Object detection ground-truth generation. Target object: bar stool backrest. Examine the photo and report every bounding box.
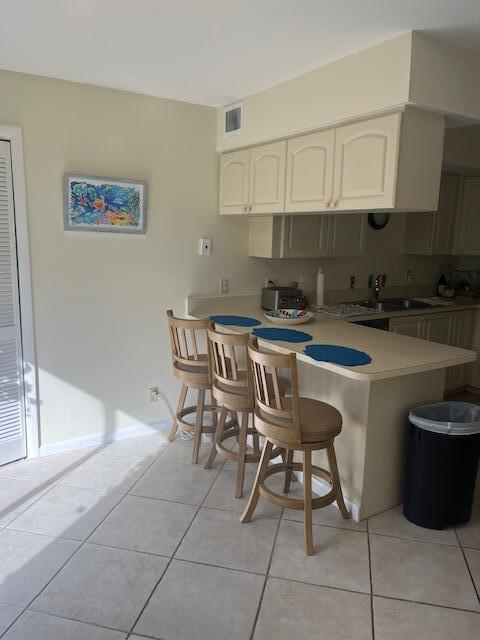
[167,310,212,369]
[207,328,252,405]
[247,338,302,444]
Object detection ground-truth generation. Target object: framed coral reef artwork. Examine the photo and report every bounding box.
[64,174,147,233]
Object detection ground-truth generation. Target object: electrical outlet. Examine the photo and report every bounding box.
[219,278,229,294]
[198,237,212,256]
[148,386,159,404]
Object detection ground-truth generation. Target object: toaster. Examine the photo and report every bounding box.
[261,286,304,311]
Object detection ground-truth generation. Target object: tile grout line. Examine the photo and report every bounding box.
[366,519,376,640]
[454,528,480,605]
[248,508,284,640]
[0,445,171,640]
[125,447,226,640]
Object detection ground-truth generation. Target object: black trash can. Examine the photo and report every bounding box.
[404,401,480,529]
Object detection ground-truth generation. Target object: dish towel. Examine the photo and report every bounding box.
[209,315,261,327]
[252,327,313,343]
[304,344,372,366]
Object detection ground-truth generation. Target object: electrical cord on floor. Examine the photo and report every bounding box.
[155,389,193,440]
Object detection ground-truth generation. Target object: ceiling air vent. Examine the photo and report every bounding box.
[224,101,243,136]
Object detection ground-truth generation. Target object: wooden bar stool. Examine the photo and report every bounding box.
[242,338,350,555]
[167,310,218,464]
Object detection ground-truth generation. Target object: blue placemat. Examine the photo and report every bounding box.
[253,327,313,343]
[209,315,261,327]
[304,344,372,366]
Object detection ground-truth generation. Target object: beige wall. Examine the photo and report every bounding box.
[217,33,412,150]
[444,124,480,169]
[409,33,480,121]
[0,62,452,449]
[0,69,265,447]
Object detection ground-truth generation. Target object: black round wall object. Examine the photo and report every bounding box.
[368,212,390,230]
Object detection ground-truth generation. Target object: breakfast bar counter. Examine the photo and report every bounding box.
[187,294,476,520]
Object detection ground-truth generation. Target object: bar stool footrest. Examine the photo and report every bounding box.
[259,461,336,510]
[177,405,234,435]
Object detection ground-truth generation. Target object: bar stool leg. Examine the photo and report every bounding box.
[283,449,294,494]
[235,411,249,499]
[252,431,260,455]
[204,405,227,469]
[241,439,273,523]
[327,443,350,519]
[303,449,314,555]
[168,384,188,442]
[191,388,205,464]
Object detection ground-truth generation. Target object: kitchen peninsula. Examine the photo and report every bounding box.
[187,294,476,520]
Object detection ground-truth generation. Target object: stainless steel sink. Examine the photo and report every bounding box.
[383,298,431,309]
[362,301,404,312]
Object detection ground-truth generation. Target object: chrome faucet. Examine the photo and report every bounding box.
[372,274,382,302]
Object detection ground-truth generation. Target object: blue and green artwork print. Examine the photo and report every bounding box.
[64,175,146,233]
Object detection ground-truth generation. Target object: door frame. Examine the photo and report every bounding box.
[0,125,39,458]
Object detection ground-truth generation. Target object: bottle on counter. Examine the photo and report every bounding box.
[437,272,447,296]
[316,267,325,306]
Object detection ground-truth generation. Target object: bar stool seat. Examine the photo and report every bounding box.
[258,397,342,443]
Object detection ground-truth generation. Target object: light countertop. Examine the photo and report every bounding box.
[187,295,477,382]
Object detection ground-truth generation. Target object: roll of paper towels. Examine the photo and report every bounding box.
[316,268,325,306]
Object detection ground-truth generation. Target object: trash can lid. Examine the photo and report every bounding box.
[409,402,480,435]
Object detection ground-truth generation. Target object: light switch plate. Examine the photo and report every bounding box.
[198,237,212,256]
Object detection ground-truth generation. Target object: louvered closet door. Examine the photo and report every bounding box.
[0,140,26,465]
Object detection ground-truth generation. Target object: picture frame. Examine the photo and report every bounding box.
[64,173,147,234]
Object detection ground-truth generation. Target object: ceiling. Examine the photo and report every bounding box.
[1,0,479,106]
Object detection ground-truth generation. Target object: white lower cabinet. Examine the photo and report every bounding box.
[446,310,473,391]
[389,310,474,392]
[248,213,366,258]
[389,316,424,339]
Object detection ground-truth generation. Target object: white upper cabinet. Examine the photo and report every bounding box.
[281,215,330,258]
[219,108,445,215]
[328,212,366,257]
[248,213,366,259]
[219,149,250,214]
[249,141,286,214]
[432,174,457,254]
[405,173,459,256]
[285,130,335,212]
[332,114,399,211]
[454,177,480,255]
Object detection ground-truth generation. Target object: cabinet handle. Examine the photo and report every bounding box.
[248,204,253,212]
[332,199,339,208]
[325,199,332,209]
[243,205,247,212]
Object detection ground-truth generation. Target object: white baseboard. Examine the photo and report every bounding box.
[295,471,361,522]
[38,419,171,457]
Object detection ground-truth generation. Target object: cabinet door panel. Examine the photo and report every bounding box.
[456,177,480,255]
[423,313,452,344]
[329,213,366,257]
[389,317,424,339]
[249,141,286,214]
[333,113,400,210]
[446,311,473,391]
[282,215,329,258]
[219,149,249,214]
[432,173,458,255]
[285,130,334,212]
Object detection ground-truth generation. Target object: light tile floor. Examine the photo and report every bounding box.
[0,433,478,639]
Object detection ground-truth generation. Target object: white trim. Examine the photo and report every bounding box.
[0,125,39,458]
[38,419,171,457]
